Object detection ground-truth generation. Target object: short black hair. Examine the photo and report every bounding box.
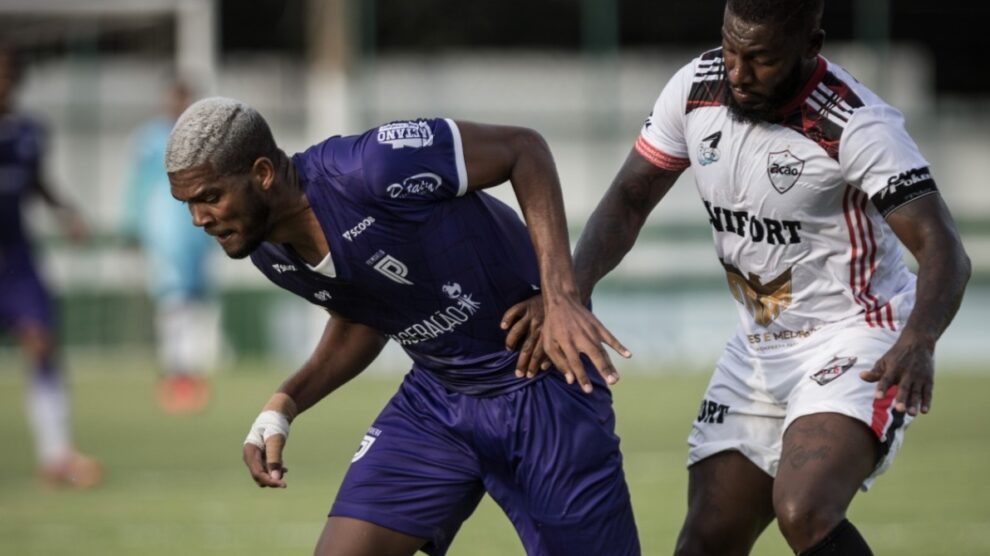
[725,0,824,35]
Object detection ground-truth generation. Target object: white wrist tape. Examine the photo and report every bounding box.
[244,410,290,448]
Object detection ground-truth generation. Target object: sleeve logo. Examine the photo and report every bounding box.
[386,172,443,199]
[376,121,434,149]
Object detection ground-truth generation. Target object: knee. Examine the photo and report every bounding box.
[774,493,844,551]
[674,517,756,556]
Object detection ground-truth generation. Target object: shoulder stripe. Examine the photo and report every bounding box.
[687,50,729,114]
[634,136,691,171]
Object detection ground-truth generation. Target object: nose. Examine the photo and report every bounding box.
[189,203,213,228]
[727,58,753,87]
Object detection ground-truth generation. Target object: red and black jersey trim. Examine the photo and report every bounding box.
[780,67,865,160]
[686,49,731,114]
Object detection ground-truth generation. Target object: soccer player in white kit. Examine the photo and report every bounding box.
[568,0,971,554]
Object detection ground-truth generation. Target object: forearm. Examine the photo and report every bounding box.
[264,317,387,420]
[900,240,971,347]
[573,188,651,303]
[508,131,580,302]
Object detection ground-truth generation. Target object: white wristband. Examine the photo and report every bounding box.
[244,410,291,448]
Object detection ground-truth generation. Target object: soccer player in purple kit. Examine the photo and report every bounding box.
[166,97,639,556]
[0,47,101,488]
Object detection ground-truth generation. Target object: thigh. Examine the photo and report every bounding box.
[330,371,485,556]
[774,412,877,520]
[315,516,426,556]
[784,326,912,489]
[675,451,775,556]
[0,264,53,334]
[481,373,640,556]
[688,341,787,478]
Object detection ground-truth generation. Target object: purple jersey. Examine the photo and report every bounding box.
[0,113,52,329]
[250,119,541,396]
[0,114,43,248]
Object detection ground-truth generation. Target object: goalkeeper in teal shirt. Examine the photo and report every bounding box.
[121,82,218,413]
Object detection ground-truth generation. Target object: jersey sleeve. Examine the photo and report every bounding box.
[360,118,468,204]
[839,105,938,217]
[634,62,693,171]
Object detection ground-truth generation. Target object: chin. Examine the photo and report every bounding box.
[223,239,261,259]
[726,99,779,125]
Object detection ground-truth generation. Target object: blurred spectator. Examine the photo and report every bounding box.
[121,81,220,414]
[0,47,101,488]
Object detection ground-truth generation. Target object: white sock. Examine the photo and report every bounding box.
[26,374,72,467]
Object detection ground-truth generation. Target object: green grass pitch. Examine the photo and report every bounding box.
[1,355,988,555]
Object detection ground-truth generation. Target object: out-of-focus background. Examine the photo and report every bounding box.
[1,1,987,555]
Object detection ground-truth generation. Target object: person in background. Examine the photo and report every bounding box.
[0,47,101,488]
[121,81,219,413]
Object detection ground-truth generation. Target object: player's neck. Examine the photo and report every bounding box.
[268,192,328,266]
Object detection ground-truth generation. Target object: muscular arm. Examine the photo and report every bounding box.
[266,313,388,421]
[456,121,629,391]
[573,149,683,301]
[244,313,387,488]
[860,194,971,414]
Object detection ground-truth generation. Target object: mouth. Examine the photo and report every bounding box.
[211,230,236,245]
[731,87,762,105]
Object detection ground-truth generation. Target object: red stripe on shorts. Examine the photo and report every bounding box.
[871,385,898,438]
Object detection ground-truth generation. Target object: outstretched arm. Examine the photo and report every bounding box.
[573,149,683,301]
[859,194,971,415]
[243,313,387,487]
[456,121,629,392]
[32,172,88,243]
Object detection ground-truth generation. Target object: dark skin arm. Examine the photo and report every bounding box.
[243,313,387,488]
[31,164,88,242]
[859,194,971,415]
[456,121,629,393]
[503,149,683,377]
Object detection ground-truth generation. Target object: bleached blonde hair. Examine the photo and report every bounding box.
[165,96,278,175]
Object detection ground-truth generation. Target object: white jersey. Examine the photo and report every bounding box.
[638,49,939,352]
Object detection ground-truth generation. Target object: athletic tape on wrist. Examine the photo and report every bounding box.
[244,410,290,448]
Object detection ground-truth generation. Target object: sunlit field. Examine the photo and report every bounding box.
[1,354,988,555]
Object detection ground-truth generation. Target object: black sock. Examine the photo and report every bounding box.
[798,519,873,556]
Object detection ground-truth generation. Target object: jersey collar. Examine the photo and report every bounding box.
[775,56,827,117]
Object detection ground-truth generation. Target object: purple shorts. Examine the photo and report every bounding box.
[329,367,640,556]
[0,248,53,331]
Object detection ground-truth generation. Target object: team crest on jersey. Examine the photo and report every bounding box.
[810,356,858,386]
[698,131,722,166]
[377,121,434,149]
[767,150,805,194]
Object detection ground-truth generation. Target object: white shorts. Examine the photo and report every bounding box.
[687,322,911,490]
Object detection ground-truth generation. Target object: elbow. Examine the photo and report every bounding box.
[960,250,973,287]
[510,126,552,159]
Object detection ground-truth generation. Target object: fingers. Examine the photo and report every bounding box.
[526,340,547,379]
[596,321,632,359]
[265,434,287,487]
[501,302,528,336]
[920,381,933,414]
[243,438,287,488]
[505,315,530,351]
[515,332,536,378]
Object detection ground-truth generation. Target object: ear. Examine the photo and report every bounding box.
[251,157,276,192]
[805,28,825,59]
